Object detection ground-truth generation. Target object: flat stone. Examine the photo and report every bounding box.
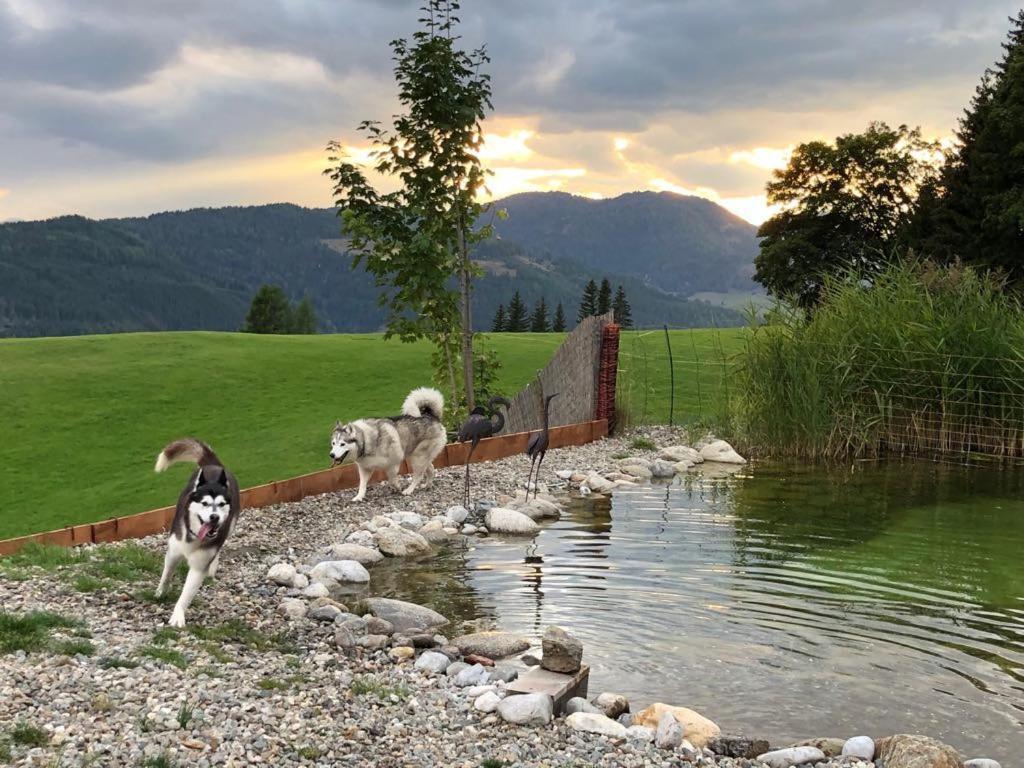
[875,734,963,768]
[315,543,384,566]
[541,625,583,673]
[484,507,539,534]
[566,712,627,738]
[790,737,845,757]
[658,445,703,463]
[309,560,370,584]
[506,664,589,716]
[362,598,448,633]
[464,685,496,698]
[452,631,531,659]
[700,439,746,464]
[496,693,553,725]
[708,735,772,759]
[619,464,652,479]
[632,703,720,749]
[755,747,826,768]
[842,736,875,760]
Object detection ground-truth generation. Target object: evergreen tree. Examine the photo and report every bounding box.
[529,297,550,332]
[244,284,293,334]
[612,285,632,327]
[578,279,598,322]
[290,297,317,334]
[491,303,507,332]
[597,278,612,315]
[552,302,567,332]
[506,290,528,332]
[915,11,1024,278]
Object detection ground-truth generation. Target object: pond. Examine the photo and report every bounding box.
[370,461,1024,762]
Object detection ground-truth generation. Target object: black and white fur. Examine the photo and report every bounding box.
[329,387,446,502]
[153,438,240,627]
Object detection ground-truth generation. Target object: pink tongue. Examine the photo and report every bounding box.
[197,522,212,540]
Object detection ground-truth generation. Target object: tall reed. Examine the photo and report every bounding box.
[735,260,1024,459]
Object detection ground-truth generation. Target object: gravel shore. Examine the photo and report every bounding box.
[0,430,953,766]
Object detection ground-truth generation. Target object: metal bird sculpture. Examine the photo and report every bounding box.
[457,395,512,507]
[525,392,558,500]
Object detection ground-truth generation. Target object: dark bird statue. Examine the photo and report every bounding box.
[525,392,558,499]
[457,395,512,507]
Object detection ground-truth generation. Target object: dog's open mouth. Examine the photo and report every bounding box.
[196,522,219,541]
[331,450,349,467]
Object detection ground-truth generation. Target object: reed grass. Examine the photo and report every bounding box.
[735,260,1024,460]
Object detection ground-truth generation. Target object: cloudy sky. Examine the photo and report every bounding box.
[0,0,1019,224]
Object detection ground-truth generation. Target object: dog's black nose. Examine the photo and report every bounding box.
[209,514,220,524]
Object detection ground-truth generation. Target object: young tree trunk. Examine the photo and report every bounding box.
[442,337,459,411]
[458,215,475,411]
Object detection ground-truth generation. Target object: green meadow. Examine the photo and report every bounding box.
[0,328,743,539]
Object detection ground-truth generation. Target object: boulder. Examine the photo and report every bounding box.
[842,736,875,761]
[484,508,539,534]
[649,459,677,478]
[566,712,627,738]
[267,562,298,587]
[375,527,431,557]
[699,439,746,464]
[632,703,720,748]
[790,737,845,757]
[309,560,370,585]
[496,693,553,725]
[585,473,616,493]
[316,543,383,566]
[655,712,683,750]
[362,597,448,633]
[414,651,451,674]
[592,692,629,719]
[565,697,603,715]
[452,631,531,659]
[658,445,703,464]
[541,626,583,673]
[755,747,827,768]
[874,735,963,768]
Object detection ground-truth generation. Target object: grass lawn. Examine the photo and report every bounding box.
[0,328,745,539]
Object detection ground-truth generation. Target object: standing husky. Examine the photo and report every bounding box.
[153,438,240,627]
[330,387,446,502]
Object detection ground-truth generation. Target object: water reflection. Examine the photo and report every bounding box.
[374,461,1024,763]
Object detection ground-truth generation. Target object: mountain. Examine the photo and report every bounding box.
[0,192,756,337]
[491,191,758,295]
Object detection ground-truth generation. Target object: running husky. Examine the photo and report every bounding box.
[329,387,446,502]
[153,438,240,627]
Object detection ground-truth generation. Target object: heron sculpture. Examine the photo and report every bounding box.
[525,392,558,499]
[457,395,512,507]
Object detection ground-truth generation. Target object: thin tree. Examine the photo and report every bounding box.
[597,278,612,315]
[506,291,528,332]
[552,302,567,332]
[244,285,293,334]
[326,0,493,409]
[578,279,598,322]
[612,285,632,327]
[529,297,550,332]
[491,303,507,332]
[290,297,318,334]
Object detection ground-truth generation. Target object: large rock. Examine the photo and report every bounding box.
[699,439,746,464]
[842,736,875,760]
[541,626,583,673]
[375,527,431,557]
[309,560,370,584]
[418,519,450,543]
[316,543,384,566]
[649,459,677,478]
[444,505,469,525]
[362,598,448,633]
[790,737,845,757]
[755,747,826,768]
[474,691,502,713]
[414,651,452,674]
[345,530,376,548]
[585,473,616,493]
[389,510,424,529]
[655,712,683,749]
[454,663,491,687]
[592,692,629,719]
[874,735,963,768]
[658,445,703,464]
[277,598,307,621]
[632,703,720,748]
[451,631,531,659]
[267,562,298,587]
[566,712,627,738]
[484,507,539,534]
[964,760,1001,768]
[619,464,652,480]
[496,693,553,725]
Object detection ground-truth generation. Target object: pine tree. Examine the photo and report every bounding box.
[244,285,293,334]
[597,278,612,315]
[578,280,598,322]
[529,297,550,332]
[916,11,1024,277]
[552,302,567,332]
[612,285,632,327]
[290,297,317,334]
[491,304,507,332]
[506,291,528,332]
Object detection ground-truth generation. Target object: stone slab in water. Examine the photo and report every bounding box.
[506,664,589,715]
[361,597,448,633]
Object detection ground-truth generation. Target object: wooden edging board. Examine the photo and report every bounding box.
[0,419,609,556]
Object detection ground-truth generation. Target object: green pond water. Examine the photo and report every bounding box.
[370,461,1024,762]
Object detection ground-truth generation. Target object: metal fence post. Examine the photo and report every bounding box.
[663,324,674,426]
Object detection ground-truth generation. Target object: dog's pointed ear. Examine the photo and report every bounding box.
[217,468,228,486]
[334,420,341,430]
[193,469,204,490]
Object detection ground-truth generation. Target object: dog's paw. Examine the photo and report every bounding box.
[352,494,366,502]
[401,486,415,496]
[168,610,186,628]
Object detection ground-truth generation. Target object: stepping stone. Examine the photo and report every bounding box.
[505,664,589,715]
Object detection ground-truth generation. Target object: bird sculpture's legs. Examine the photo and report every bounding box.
[533,450,547,500]
[463,444,476,510]
[526,454,538,498]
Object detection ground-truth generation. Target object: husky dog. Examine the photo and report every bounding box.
[330,387,446,502]
[153,438,240,627]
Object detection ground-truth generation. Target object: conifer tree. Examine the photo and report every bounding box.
[529,297,550,332]
[506,290,528,332]
[491,304,507,332]
[597,278,613,315]
[578,280,598,322]
[612,285,632,327]
[552,302,567,332]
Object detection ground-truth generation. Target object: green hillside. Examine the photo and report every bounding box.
[0,329,743,539]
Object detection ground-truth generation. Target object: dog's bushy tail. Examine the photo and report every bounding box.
[155,438,221,472]
[402,387,444,420]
